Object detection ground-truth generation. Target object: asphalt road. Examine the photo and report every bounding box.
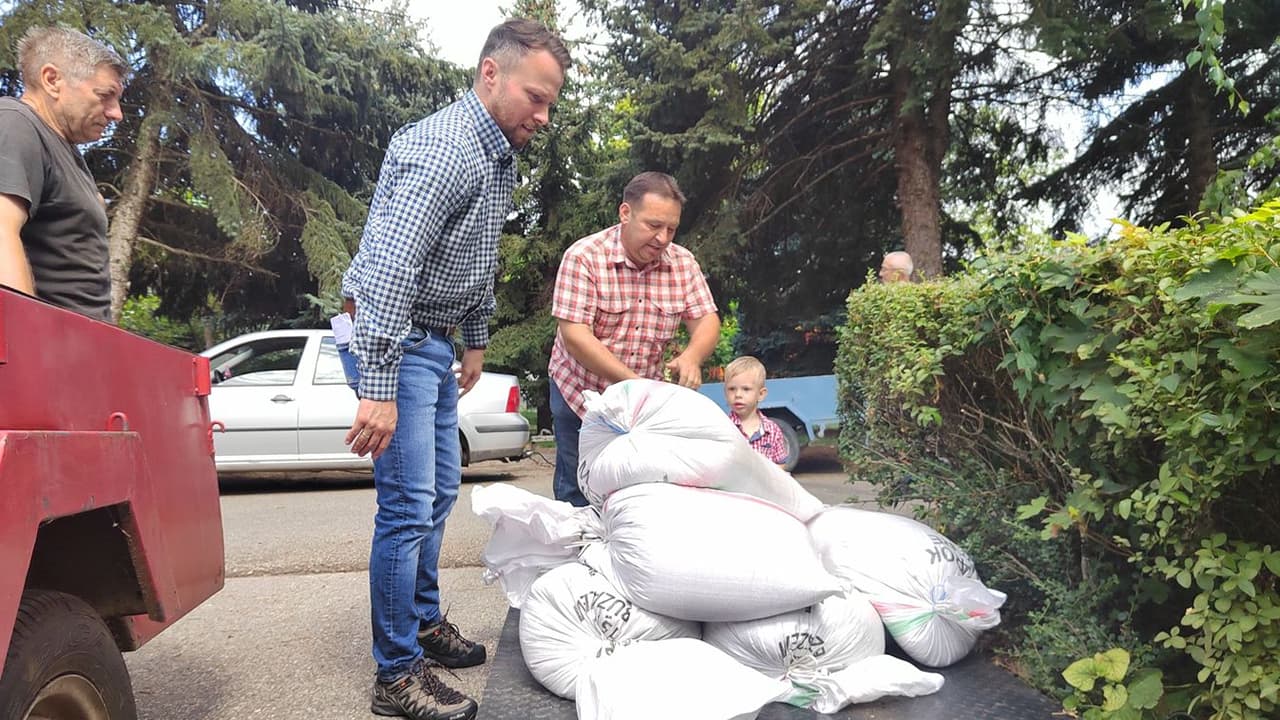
[124,446,881,719]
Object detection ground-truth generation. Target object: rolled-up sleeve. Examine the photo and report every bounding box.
[683,257,717,320]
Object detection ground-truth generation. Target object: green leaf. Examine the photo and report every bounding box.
[1264,553,1280,577]
[1216,342,1271,378]
[1063,658,1099,691]
[1172,260,1238,305]
[1102,683,1129,711]
[1186,49,1203,67]
[1017,496,1049,520]
[1237,302,1280,329]
[1096,649,1130,683]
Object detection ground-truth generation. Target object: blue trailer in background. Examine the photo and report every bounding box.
[698,374,840,471]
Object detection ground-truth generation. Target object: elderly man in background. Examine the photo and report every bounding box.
[879,251,914,284]
[0,26,127,321]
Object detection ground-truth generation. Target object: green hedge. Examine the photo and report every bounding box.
[837,201,1280,719]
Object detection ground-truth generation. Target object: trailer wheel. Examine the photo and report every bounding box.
[0,589,137,720]
[778,421,802,472]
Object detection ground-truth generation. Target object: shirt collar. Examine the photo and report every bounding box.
[604,224,673,270]
[728,412,761,439]
[462,90,516,165]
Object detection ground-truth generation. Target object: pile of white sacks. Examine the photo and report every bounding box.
[472,379,1007,720]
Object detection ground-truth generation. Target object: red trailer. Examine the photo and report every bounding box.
[0,288,225,718]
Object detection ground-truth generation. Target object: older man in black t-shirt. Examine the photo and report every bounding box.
[0,26,128,321]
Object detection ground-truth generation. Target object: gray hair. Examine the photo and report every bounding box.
[475,18,570,82]
[885,251,914,276]
[17,26,128,85]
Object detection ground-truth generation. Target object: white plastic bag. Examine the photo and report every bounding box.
[471,483,603,607]
[575,638,791,720]
[581,483,841,621]
[808,506,1007,667]
[519,562,701,699]
[704,591,886,709]
[577,379,824,521]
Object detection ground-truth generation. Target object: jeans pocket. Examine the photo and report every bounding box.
[402,329,431,352]
[337,343,360,392]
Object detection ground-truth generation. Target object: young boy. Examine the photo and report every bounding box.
[723,356,790,467]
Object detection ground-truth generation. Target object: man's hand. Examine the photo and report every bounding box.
[346,398,397,459]
[458,347,484,395]
[665,353,704,390]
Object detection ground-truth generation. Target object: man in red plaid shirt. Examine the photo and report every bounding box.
[547,172,721,506]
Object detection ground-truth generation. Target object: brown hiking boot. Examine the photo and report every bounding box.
[370,658,477,720]
[418,616,486,668]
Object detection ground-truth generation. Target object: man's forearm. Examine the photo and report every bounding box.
[680,313,722,363]
[0,231,34,294]
[559,321,640,382]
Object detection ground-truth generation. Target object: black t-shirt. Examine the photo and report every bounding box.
[0,97,111,321]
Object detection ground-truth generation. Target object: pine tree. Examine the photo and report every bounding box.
[1024,0,1280,230]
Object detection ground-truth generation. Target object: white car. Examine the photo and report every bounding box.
[201,329,530,473]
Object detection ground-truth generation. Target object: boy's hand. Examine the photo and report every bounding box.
[665,354,703,389]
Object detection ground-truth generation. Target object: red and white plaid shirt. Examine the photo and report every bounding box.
[730,411,789,464]
[549,224,717,416]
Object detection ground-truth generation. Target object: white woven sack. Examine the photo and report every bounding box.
[807,506,1007,667]
[519,562,700,699]
[575,638,790,720]
[580,483,841,622]
[577,379,824,521]
[704,591,886,709]
[471,483,603,607]
[815,656,945,711]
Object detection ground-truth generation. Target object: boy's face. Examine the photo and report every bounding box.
[724,372,767,418]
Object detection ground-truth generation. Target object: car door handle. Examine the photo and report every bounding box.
[270,394,295,403]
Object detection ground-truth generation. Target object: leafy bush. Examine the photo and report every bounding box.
[118,294,201,350]
[837,201,1280,719]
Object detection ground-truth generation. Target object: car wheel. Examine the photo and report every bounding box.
[0,589,138,720]
[778,422,802,472]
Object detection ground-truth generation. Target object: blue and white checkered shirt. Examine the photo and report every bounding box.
[342,90,516,401]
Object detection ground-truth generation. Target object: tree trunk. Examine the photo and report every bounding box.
[107,116,160,321]
[891,65,945,280]
[1184,75,1218,215]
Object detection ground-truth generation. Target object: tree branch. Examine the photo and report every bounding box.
[135,235,279,277]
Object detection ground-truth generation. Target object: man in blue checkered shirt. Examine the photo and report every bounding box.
[336,18,569,720]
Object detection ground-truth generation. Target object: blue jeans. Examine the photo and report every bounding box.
[339,331,460,681]
[549,380,588,507]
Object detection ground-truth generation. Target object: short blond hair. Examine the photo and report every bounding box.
[724,356,767,386]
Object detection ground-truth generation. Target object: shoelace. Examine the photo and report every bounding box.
[432,617,473,652]
[415,660,470,706]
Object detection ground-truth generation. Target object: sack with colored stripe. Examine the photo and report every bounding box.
[705,591,939,712]
[807,506,1006,667]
